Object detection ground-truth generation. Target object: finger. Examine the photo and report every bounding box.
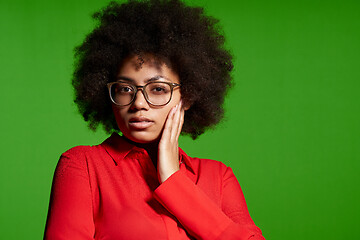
[176,107,185,138]
[174,101,183,137]
[161,105,177,142]
[171,102,182,141]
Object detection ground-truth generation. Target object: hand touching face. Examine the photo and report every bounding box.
[157,100,185,182]
[112,55,182,144]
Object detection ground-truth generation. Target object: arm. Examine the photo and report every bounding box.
[156,102,265,239]
[153,169,265,240]
[44,148,95,240]
[218,167,265,240]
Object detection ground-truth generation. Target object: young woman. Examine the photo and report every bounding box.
[44,0,265,239]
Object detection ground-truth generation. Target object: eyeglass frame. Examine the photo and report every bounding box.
[107,81,181,106]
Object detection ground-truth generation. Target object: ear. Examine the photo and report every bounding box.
[181,99,192,111]
[183,104,191,110]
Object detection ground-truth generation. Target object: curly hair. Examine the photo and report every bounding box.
[72,0,233,139]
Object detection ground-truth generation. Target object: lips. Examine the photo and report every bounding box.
[128,116,154,130]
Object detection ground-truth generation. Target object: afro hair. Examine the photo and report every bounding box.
[72,0,233,139]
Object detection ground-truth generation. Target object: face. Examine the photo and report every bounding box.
[112,55,181,143]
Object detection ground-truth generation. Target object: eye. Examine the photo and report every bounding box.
[148,83,170,95]
[120,86,132,92]
[154,86,165,92]
[114,83,134,94]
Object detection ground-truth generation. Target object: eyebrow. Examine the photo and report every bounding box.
[116,75,171,83]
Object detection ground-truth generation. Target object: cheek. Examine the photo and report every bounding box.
[157,108,171,125]
[165,95,181,113]
[156,104,177,127]
[112,107,127,126]
[168,92,181,108]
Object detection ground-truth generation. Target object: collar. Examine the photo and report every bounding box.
[101,132,195,174]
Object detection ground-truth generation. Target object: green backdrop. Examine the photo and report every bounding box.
[1,0,359,239]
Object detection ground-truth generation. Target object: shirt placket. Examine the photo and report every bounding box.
[135,149,159,191]
[136,150,188,239]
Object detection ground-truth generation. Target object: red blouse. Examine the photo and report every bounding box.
[44,133,265,240]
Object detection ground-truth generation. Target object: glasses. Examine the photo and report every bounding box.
[107,81,181,106]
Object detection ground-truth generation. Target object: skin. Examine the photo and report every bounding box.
[112,55,186,183]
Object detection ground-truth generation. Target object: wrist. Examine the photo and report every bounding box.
[159,167,179,183]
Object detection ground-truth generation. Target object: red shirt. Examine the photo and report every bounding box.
[44,133,265,240]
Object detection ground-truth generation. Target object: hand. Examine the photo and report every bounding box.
[157,101,185,183]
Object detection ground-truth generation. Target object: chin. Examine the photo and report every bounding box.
[125,131,160,144]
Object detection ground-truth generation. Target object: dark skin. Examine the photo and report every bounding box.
[112,56,186,183]
[121,101,184,180]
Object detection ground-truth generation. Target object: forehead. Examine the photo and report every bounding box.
[117,55,180,84]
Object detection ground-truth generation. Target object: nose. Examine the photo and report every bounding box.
[130,89,149,110]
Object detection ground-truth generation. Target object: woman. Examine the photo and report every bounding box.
[44,0,265,239]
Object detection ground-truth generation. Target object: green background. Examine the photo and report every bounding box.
[1,0,359,239]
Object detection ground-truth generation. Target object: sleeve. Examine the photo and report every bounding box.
[44,148,95,240]
[153,168,265,240]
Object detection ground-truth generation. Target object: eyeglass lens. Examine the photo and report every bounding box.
[110,82,172,106]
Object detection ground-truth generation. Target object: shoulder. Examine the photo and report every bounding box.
[59,144,105,165]
[54,145,105,175]
[180,148,229,172]
[192,157,227,168]
[61,145,94,158]
[183,155,239,203]
[187,155,231,178]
